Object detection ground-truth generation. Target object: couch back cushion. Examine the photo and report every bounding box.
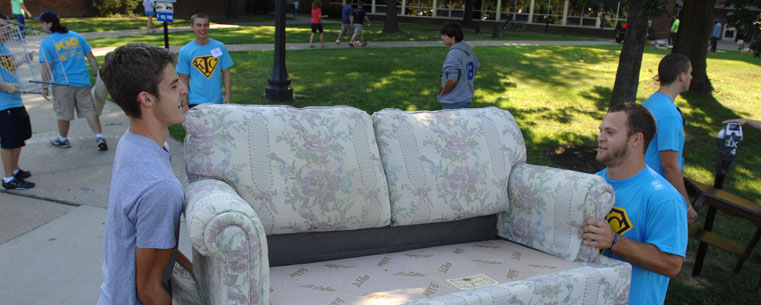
[372,107,527,226]
[184,104,391,235]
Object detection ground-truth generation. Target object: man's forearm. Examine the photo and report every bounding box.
[222,69,231,103]
[439,79,457,96]
[663,166,691,208]
[611,234,683,278]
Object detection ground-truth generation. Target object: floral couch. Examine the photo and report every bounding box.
[182,105,631,305]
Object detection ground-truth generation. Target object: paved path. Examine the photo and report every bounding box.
[0,17,748,304]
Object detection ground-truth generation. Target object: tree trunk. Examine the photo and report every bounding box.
[462,0,475,27]
[227,0,239,18]
[610,0,649,106]
[383,0,403,33]
[672,0,716,93]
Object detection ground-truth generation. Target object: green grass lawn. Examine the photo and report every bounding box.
[160,45,761,304]
[21,14,275,33]
[87,22,597,48]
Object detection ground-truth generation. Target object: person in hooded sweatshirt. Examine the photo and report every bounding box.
[438,22,479,109]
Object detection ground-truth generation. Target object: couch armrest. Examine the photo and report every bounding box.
[498,163,614,263]
[185,179,270,305]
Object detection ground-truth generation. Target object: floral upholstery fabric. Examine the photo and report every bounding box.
[497,163,615,263]
[403,255,631,305]
[184,104,391,235]
[372,107,526,226]
[270,239,583,305]
[185,179,270,305]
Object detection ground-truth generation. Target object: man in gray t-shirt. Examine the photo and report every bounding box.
[438,22,479,109]
[98,43,192,305]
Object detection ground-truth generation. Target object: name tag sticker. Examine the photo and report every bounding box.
[210,48,222,58]
[447,274,498,290]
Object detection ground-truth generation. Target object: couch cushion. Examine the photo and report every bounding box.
[372,107,526,226]
[269,239,581,305]
[184,104,391,235]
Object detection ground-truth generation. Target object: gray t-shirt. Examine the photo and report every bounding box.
[98,129,184,305]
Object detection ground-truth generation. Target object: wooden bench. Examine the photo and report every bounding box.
[685,178,761,295]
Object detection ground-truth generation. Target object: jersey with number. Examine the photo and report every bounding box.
[438,41,479,105]
[0,43,23,110]
[39,31,93,87]
[597,166,688,305]
[176,39,234,105]
[642,92,685,177]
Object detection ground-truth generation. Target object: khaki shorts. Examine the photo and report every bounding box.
[53,86,97,121]
[353,24,363,37]
[340,23,353,35]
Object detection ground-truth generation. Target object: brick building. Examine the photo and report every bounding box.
[0,0,247,18]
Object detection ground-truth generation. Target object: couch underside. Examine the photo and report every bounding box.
[269,239,582,305]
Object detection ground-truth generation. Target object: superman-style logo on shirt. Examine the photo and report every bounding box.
[192,55,219,79]
[0,55,16,75]
[606,207,632,235]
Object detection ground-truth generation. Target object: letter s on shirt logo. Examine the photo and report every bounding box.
[606,207,633,235]
[467,62,475,80]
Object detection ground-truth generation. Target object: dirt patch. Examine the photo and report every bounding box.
[546,145,604,174]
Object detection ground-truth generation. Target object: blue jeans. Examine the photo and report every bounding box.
[441,101,472,109]
[12,14,25,37]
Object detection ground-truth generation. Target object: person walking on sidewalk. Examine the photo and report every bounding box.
[10,0,32,36]
[293,0,300,17]
[335,0,353,45]
[38,10,108,151]
[0,13,34,190]
[669,17,679,46]
[349,2,371,47]
[143,0,155,34]
[710,19,722,52]
[438,22,479,109]
[176,12,234,108]
[98,42,198,305]
[309,0,328,48]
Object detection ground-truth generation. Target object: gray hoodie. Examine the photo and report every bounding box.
[438,41,479,105]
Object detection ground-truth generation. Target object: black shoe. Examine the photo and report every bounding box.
[13,168,31,180]
[1,178,35,190]
[97,137,108,151]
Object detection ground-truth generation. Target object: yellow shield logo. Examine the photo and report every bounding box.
[606,207,633,235]
[192,55,219,79]
[0,55,16,75]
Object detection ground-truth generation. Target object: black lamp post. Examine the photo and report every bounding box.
[266,0,294,102]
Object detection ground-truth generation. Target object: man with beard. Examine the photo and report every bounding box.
[581,102,688,305]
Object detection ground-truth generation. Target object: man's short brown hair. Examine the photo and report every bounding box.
[100,43,176,119]
[608,102,657,152]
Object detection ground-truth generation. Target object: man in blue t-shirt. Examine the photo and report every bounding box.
[99,43,196,305]
[582,102,688,305]
[177,12,234,108]
[38,10,108,151]
[438,23,479,109]
[335,0,354,45]
[0,14,34,190]
[642,53,697,224]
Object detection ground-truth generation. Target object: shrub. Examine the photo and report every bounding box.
[90,0,139,17]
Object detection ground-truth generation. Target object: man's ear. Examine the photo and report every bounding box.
[630,132,644,149]
[137,91,153,108]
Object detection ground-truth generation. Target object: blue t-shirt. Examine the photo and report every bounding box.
[642,92,685,177]
[176,39,234,105]
[0,43,23,111]
[98,130,184,305]
[598,166,688,305]
[342,4,353,24]
[712,23,722,38]
[39,31,93,87]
